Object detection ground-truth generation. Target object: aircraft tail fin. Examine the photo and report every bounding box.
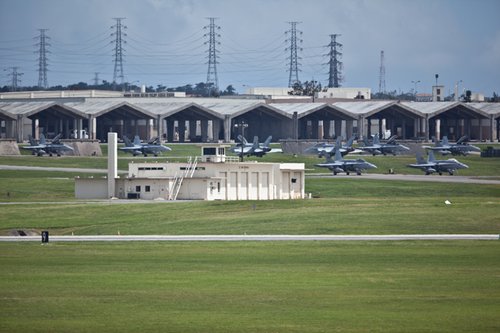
[237,135,248,145]
[416,152,426,164]
[252,136,259,149]
[372,134,380,145]
[456,135,468,144]
[441,136,449,146]
[28,135,37,146]
[39,134,46,145]
[428,150,436,163]
[346,135,355,147]
[133,135,141,145]
[51,133,62,144]
[386,135,397,144]
[263,136,272,147]
[122,136,133,147]
[334,145,343,161]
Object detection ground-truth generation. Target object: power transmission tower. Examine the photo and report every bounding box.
[378,50,386,94]
[5,67,24,91]
[35,29,50,89]
[204,17,220,96]
[285,21,303,87]
[326,34,343,88]
[111,18,127,90]
[93,72,100,86]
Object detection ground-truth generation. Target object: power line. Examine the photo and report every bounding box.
[285,21,302,87]
[35,29,50,89]
[111,17,127,89]
[326,34,343,88]
[204,17,220,94]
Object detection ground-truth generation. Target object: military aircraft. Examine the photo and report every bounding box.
[305,135,359,157]
[231,135,282,158]
[23,133,74,156]
[120,135,171,157]
[315,145,377,175]
[359,134,410,156]
[407,150,468,175]
[423,135,481,156]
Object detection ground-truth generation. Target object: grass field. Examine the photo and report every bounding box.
[1,146,499,332]
[0,241,499,333]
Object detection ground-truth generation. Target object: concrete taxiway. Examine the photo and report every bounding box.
[0,234,498,242]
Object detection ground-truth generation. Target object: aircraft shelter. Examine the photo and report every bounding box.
[1,95,499,143]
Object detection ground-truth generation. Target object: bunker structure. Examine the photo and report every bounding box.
[75,133,305,201]
[1,93,499,144]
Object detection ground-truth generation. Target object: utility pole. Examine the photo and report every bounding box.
[204,17,220,96]
[285,21,302,87]
[378,50,386,94]
[111,18,127,90]
[35,29,50,89]
[5,67,24,91]
[93,72,100,86]
[326,34,343,88]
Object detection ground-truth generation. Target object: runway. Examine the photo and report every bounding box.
[1,234,498,242]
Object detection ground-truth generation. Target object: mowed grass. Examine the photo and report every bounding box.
[0,241,499,333]
[0,177,498,235]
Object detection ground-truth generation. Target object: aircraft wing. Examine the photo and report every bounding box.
[268,148,283,153]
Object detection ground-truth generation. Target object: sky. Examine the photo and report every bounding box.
[0,0,499,96]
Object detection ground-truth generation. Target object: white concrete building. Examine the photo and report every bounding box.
[316,87,371,100]
[75,134,305,201]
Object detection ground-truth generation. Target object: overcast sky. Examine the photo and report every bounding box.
[1,0,499,95]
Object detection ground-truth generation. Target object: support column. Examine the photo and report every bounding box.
[167,119,174,142]
[213,119,221,141]
[323,120,331,139]
[189,120,197,141]
[34,118,40,140]
[435,118,441,140]
[16,115,24,143]
[178,120,186,142]
[156,116,162,141]
[292,112,298,140]
[311,121,319,140]
[346,120,353,139]
[201,120,208,142]
[357,116,365,140]
[224,115,231,142]
[89,116,96,140]
[334,120,342,139]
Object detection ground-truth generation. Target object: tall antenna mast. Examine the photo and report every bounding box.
[111,18,127,90]
[378,50,386,94]
[204,17,220,96]
[35,29,50,89]
[5,67,24,91]
[327,34,343,88]
[285,21,302,87]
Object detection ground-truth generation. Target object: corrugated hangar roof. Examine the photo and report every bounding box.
[332,101,395,115]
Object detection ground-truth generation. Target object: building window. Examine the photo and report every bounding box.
[217,182,221,193]
[145,185,151,192]
[135,185,141,192]
[436,88,441,94]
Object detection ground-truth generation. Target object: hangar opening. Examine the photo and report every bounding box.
[163,105,222,143]
[230,105,292,141]
[365,104,421,140]
[298,105,356,140]
[428,104,490,141]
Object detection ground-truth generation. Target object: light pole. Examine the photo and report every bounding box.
[411,80,420,101]
[234,120,248,139]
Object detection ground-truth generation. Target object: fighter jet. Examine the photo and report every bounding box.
[120,135,171,157]
[231,135,282,158]
[407,150,468,175]
[315,146,377,175]
[423,135,481,156]
[305,135,359,158]
[23,133,74,157]
[359,134,410,156]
